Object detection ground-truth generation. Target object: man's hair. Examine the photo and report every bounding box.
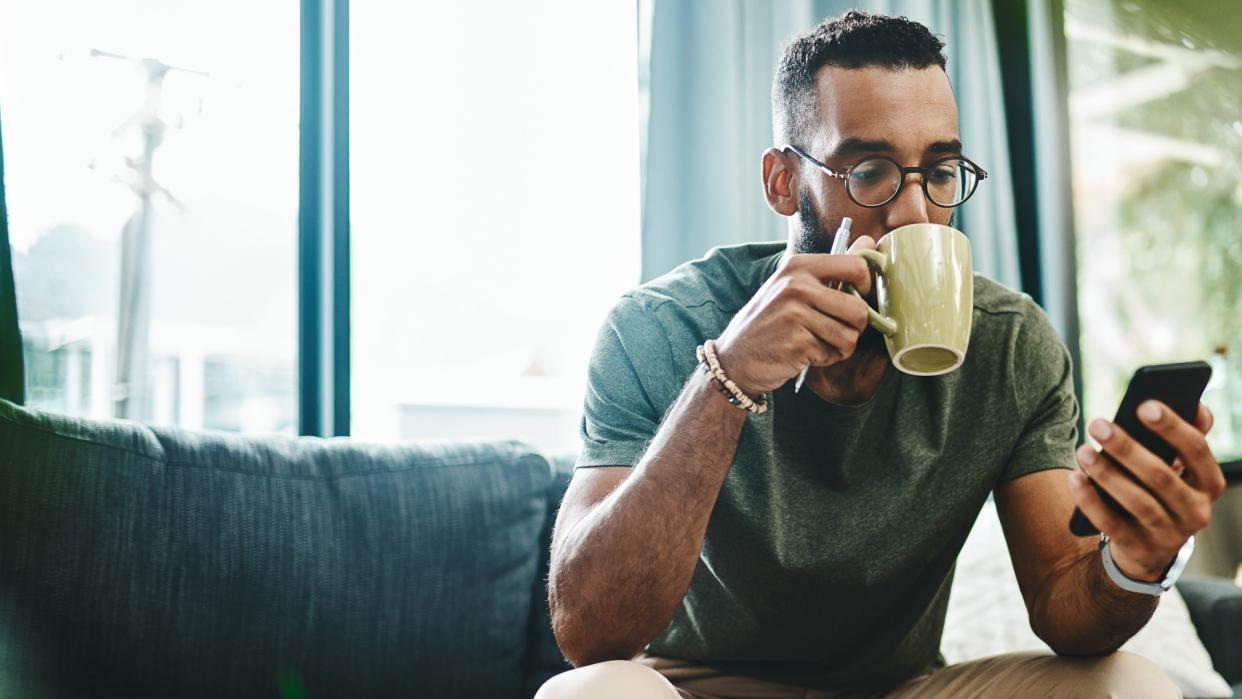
[772,11,947,147]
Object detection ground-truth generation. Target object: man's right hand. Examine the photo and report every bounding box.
[714,237,877,396]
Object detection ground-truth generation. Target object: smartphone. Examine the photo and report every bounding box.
[1068,361,1213,537]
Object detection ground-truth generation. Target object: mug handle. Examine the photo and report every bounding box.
[845,249,898,337]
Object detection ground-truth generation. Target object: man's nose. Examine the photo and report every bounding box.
[883,173,931,229]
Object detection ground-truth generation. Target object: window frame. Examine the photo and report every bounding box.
[993,0,1241,483]
[299,0,350,436]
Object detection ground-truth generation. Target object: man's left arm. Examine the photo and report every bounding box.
[997,402,1226,656]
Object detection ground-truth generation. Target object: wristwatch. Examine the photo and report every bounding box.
[1099,534,1195,596]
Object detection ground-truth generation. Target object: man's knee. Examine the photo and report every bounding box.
[1069,651,1180,698]
[534,659,683,699]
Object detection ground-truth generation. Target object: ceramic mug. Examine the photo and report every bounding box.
[849,223,973,376]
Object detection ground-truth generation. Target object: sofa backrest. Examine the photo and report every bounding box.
[0,399,563,698]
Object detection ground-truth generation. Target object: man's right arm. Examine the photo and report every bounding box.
[548,366,747,667]
[548,248,876,667]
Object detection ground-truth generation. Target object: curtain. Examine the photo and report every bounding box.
[0,105,25,404]
[641,0,1022,291]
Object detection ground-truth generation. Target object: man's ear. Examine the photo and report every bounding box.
[762,147,800,217]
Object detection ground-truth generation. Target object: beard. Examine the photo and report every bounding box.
[794,188,833,255]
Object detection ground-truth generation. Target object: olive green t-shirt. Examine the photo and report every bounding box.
[575,241,1079,691]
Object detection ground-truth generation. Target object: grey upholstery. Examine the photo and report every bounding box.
[1178,574,1242,692]
[0,399,556,698]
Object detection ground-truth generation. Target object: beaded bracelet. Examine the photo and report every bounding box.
[695,339,769,414]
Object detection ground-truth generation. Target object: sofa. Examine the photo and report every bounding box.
[0,399,577,698]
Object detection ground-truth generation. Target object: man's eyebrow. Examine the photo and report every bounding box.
[829,138,893,159]
[929,139,963,153]
[827,137,964,159]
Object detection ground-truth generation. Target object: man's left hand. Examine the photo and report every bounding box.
[1069,401,1226,581]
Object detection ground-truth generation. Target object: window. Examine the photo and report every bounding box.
[350,0,641,452]
[1065,0,1242,461]
[0,0,299,433]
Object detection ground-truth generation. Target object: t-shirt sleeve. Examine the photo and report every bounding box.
[576,296,678,470]
[998,298,1081,485]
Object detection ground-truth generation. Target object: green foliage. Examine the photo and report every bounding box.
[1069,0,1242,457]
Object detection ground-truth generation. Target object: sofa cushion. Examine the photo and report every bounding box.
[1178,574,1242,687]
[0,400,553,699]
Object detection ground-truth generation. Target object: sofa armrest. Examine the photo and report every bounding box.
[1177,574,1242,685]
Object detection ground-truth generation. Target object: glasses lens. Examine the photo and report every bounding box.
[926,158,978,207]
[846,158,901,206]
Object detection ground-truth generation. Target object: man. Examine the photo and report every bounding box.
[537,11,1225,698]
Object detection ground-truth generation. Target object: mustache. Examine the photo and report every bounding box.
[793,190,957,254]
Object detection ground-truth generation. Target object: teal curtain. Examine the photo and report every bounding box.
[641,0,1022,291]
[0,105,25,404]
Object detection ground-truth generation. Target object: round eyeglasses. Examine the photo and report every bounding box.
[784,144,988,209]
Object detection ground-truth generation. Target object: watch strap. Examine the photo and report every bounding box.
[1099,535,1195,596]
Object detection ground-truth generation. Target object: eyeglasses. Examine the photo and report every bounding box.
[784,144,988,209]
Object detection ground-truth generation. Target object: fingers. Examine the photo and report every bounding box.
[1075,441,1177,538]
[846,235,878,253]
[1082,415,1215,537]
[781,257,875,364]
[784,252,873,297]
[793,299,863,364]
[1137,401,1226,500]
[1194,402,1214,435]
[774,271,870,331]
[802,283,870,331]
[762,249,878,372]
[1067,470,1143,542]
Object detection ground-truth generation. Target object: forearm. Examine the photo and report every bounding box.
[1031,547,1158,656]
[549,368,747,666]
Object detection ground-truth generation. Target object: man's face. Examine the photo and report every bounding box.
[792,65,960,254]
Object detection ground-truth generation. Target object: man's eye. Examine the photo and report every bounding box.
[850,165,885,182]
[929,166,957,183]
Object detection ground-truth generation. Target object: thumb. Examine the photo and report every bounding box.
[848,235,878,253]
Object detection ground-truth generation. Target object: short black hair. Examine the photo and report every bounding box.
[772,10,948,146]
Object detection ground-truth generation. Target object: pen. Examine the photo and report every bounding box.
[794,217,852,394]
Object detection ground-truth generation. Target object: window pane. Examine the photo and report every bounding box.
[0,0,299,433]
[351,1,641,452]
[1066,0,1242,461]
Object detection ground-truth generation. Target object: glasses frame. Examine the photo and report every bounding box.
[783,143,989,209]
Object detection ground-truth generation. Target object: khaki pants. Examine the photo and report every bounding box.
[534,651,1182,699]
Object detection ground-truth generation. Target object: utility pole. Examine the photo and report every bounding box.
[91,50,205,420]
